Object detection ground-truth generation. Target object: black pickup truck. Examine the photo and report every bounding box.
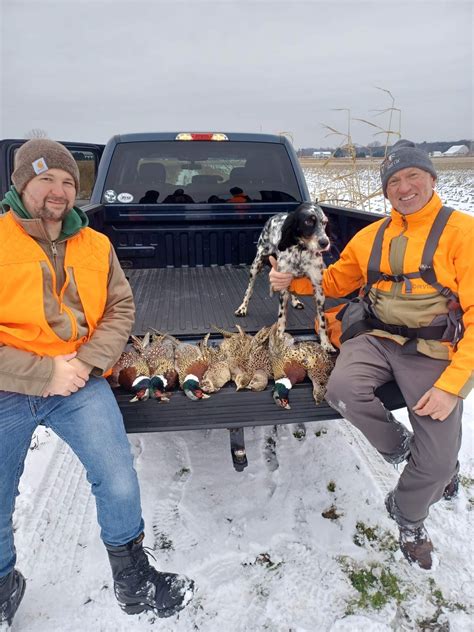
[0,133,404,470]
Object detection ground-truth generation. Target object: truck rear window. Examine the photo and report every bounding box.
[102,141,302,204]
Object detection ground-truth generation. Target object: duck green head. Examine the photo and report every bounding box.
[183,374,210,401]
[272,377,292,409]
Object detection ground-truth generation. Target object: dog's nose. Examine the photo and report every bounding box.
[318,236,330,249]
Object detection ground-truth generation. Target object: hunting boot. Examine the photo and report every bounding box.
[385,491,433,570]
[105,533,194,617]
[0,569,26,627]
[398,523,434,570]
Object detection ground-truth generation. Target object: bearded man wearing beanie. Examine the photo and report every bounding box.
[0,139,194,626]
[270,139,473,570]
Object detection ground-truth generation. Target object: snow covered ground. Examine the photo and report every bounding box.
[10,392,474,631]
[9,172,474,631]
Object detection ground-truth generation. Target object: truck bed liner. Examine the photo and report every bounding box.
[126,265,316,339]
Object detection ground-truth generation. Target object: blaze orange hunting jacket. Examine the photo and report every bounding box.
[0,210,110,355]
[290,193,474,398]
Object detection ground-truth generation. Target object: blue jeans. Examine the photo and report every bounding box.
[0,377,144,578]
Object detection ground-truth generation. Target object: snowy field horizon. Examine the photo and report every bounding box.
[10,170,474,632]
[302,157,474,216]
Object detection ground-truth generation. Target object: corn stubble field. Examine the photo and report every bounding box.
[301,156,474,215]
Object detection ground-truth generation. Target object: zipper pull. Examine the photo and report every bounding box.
[51,241,58,257]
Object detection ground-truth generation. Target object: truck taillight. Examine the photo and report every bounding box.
[175,133,228,141]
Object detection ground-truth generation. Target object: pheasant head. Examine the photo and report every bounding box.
[246,369,269,392]
[182,374,210,401]
[201,361,232,393]
[272,377,292,409]
[149,375,170,402]
[130,374,151,402]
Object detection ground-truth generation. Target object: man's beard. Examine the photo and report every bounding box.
[38,200,71,222]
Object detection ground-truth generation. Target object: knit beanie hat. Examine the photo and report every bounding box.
[380,139,436,197]
[12,139,80,194]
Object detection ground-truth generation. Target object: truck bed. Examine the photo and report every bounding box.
[127,265,316,338]
[116,266,406,435]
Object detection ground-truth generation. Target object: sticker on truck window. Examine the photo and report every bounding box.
[117,192,134,203]
[104,189,117,203]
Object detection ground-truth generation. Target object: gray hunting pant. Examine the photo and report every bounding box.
[325,334,462,527]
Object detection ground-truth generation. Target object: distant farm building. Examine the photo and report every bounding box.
[312,151,332,159]
[443,144,469,156]
[430,151,443,157]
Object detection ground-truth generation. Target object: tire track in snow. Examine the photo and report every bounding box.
[150,436,199,554]
[19,441,94,580]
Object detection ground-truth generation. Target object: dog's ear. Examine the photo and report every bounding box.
[278,213,298,251]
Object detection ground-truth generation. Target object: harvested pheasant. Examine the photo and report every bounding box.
[294,340,334,404]
[142,331,179,401]
[174,340,211,401]
[199,334,232,393]
[212,325,254,390]
[268,327,304,409]
[268,326,333,409]
[109,346,151,402]
[245,326,273,391]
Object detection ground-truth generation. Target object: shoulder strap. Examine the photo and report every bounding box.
[419,205,457,300]
[363,206,457,300]
[362,217,391,295]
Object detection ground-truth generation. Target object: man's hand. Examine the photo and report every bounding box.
[413,386,459,421]
[269,255,294,292]
[68,357,93,381]
[43,352,89,397]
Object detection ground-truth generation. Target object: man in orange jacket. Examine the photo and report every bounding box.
[0,140,193,626]
[270,140,473,570]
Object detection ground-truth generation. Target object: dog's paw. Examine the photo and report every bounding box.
[290,296,305,310]
[234,305,248,317]
[321,341,337,354]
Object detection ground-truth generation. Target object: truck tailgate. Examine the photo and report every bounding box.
[117,379,404,433]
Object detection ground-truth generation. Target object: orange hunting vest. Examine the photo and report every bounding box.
[0,211,110,357]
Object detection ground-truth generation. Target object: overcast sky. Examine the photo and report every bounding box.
[1,0,472,148]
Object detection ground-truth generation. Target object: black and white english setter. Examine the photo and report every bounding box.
[235,202,336,353]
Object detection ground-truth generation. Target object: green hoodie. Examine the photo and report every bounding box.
[1,186,89,241]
